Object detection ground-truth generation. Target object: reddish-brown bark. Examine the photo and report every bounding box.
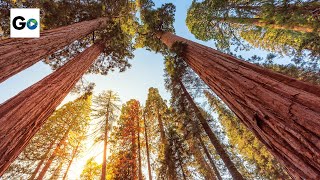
[0,17,107,83]
[0,43,104,176]
[157,31,320,179]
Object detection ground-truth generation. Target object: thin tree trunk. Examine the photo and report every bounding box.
[101,105,110,180]
[157,31,320,179]
[137,117,143,180]
[29,139,57,180]
[132,116,137,180]
[220,17,316,33]
[36,128,70,180]
[62,142,80,180]
[187,139,216,180]
[157,110,176,180]
[177,156,187,180]
[198,137,222,180]
[143,113,152,180]
[0,17,107,83]
[0,43,104,175]
[179,80,243,180]
[50,161,63,180]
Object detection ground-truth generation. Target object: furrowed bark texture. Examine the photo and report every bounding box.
[180,80,243,180]
[0,17,107,83]
[157,31,320,179]
[0,43,104,175]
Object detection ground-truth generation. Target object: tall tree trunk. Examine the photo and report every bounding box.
[198,137,222,180]
[62,142,80,180]
[0,17,107,83]
[143,113,152,180]
[29,139,57,180]
[36,128,70,180]
[179,80,243,180]
[137,117,143,180]
[101,106,110,180]
[157,31,320,179]
[219,17,316,33]
[0,43,104,175]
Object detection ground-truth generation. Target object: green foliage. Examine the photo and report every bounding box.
[136,2,175,52]
[186,0,320,59]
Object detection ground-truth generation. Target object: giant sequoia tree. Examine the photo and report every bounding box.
[138,1,320,179]
[0,0,138,174]
[0,43,104,175]
[2,93,92,179]
[156,30,320,179]
[0,17,108,83]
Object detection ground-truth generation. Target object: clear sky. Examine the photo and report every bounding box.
[0,0,292,179]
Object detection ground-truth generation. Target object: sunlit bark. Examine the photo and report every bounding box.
[157,31,320,179]
[0,17,107,83]
[0,43,104,175]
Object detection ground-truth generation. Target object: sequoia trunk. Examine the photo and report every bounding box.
[0,17,107,83]
[157,31,320,179]
[0,43,104,175]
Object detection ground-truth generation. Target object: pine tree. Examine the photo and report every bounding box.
[92,90,120,180]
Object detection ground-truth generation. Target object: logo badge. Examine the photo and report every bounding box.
[10,8,40,38]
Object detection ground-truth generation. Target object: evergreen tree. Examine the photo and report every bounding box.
[92,90,120,180]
